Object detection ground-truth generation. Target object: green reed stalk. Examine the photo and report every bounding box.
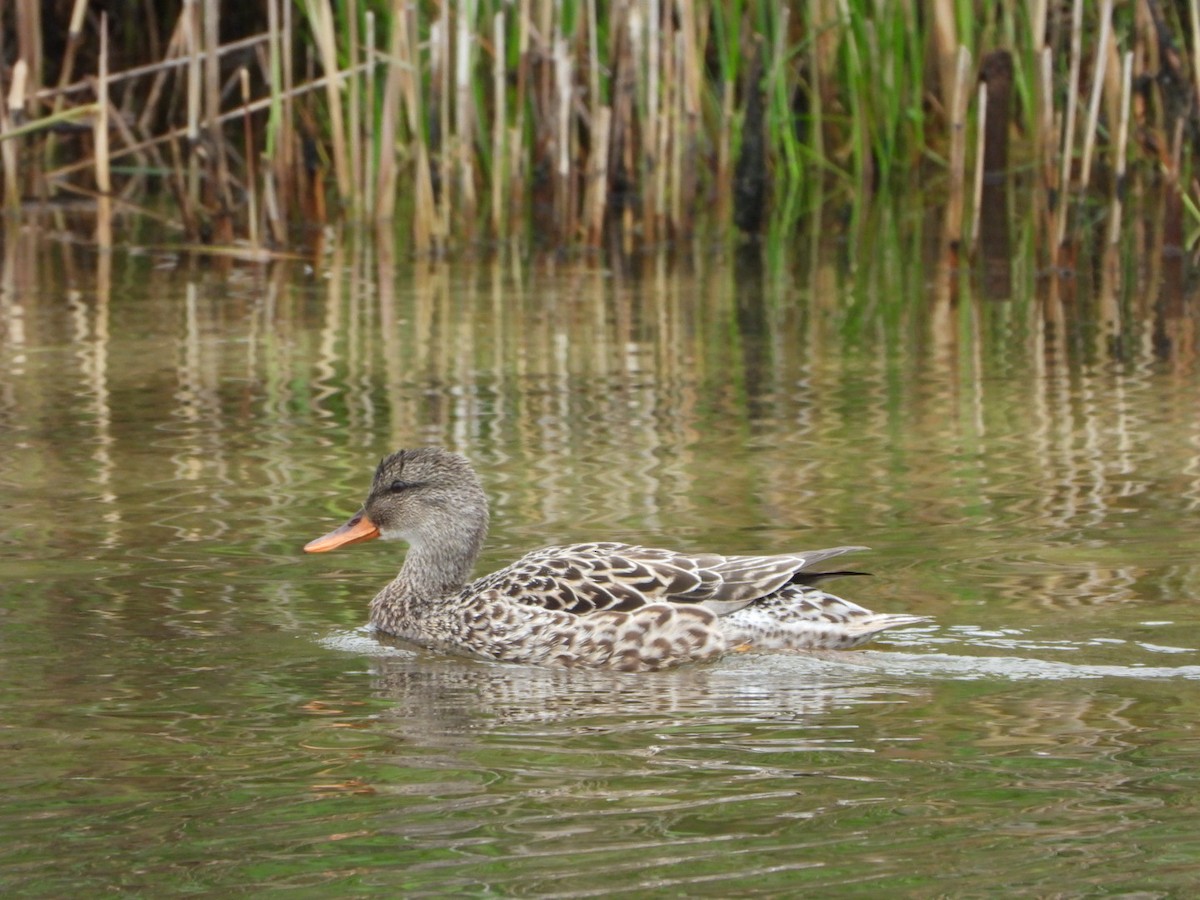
[265,0,287,236]
[902,1,926,156]
[835,5,870,197]
[765,6,800,184]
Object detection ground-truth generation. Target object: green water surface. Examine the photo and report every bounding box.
[2,227,1200,896]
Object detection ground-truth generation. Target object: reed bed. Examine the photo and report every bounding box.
[1,1,1200,261]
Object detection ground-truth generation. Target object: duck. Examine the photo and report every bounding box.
[304,448,930,672]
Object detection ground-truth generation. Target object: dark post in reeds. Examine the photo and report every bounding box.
[976,50,1013,300]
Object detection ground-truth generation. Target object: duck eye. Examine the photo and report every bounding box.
[389,479,413,493]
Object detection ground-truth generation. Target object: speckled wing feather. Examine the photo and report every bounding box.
[469,542,869,618]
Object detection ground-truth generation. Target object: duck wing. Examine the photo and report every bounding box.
[470,542,869,617]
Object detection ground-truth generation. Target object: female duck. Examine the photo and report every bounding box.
[305,448,928,672]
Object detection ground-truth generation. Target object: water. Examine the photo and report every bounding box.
[3,228,1200,895]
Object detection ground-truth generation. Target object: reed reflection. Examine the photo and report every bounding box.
[0,226,1197,624]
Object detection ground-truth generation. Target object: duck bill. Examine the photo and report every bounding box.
[304,511,381,553]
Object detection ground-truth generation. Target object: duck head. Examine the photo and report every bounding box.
[304,448,489,557]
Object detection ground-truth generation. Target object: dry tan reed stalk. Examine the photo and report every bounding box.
[586,0,600,115]
[679,1,700,231]
[281,0,297,218]
[609,5,635,240]
[1031,0,1047,46]
[105,91,153,201]
[35,28,272,111]
[185,0,201,220]
[945,46,971,245]
[586,0,603,234]
[95,23,111,198]
[1039,47,1054,186]
[6,60,29,120]
[716,81,734,224]
[554,36,574,237]
[1,69,22,209]
[266,0,288,241]
[262,165,281,240]
[1055,0,1084,249]
[96,15,112,250]
[240,68,259,246]
[374,4,401,222]
[43,0,89,179]
[136,14,186,135]
[1080,0,1114,191]
[930,0,958,116]
[364,11,376,217]
[645,0,661,242]
[491,11,507,237]
[347,0,363,215]
[970,81,987,249]
[1102,14,1122,137]
[1190,0,1200,116]
[1108,51,1133,245]
[663,3,680,234]
[15,0,42,116]
[43,29,268,104]
[655,6,675,237]
[203,0,234,231]
[56,0,88,92]
[396,2,438,250]
[47,64,370,184]
[164,114,195,235]
[435,4,451,237]
[585,106,611,244]
[510,0,531,216]
[308,0,351,206]
[670,32,684,231]
[455,0,477,230]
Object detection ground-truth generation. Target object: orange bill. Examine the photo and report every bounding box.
[304,511,381,553]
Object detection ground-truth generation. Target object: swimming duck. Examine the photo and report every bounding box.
[305,448,929,672]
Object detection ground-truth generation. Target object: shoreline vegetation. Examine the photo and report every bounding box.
[1,1,1198,262]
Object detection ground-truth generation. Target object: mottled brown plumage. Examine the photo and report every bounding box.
[305,448,930,671]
